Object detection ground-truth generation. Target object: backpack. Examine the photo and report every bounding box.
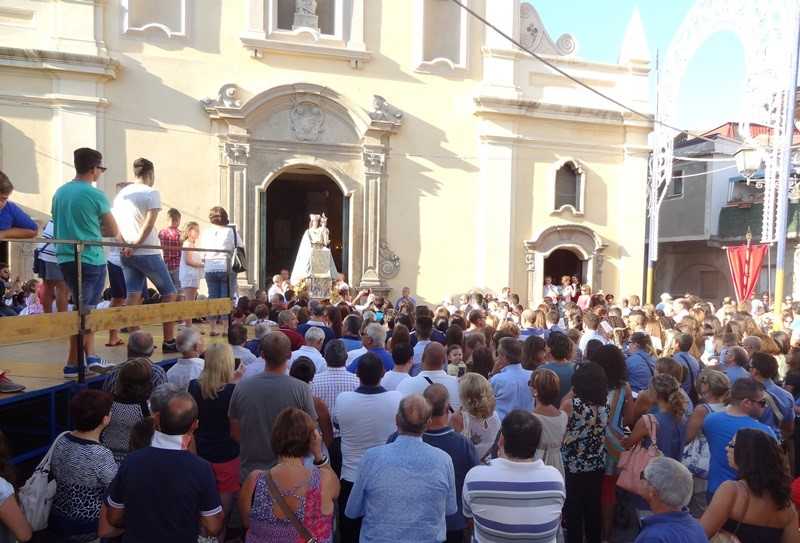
[18,432,69,531]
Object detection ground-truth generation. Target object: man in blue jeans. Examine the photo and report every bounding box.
[52,148,119,378]
[113,158,178,353]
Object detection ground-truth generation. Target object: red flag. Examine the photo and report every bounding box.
[726,244,768,303]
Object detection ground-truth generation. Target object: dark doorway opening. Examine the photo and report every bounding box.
[544,248,583,284]
[261,170,347,286]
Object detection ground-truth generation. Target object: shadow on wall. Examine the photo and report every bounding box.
[0,117,41,196]
[391,110,478,303]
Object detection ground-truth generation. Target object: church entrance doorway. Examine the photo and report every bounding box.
[544,248,583,284]
[261,167,347,286]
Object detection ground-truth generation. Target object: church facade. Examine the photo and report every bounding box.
[0,0,652,305]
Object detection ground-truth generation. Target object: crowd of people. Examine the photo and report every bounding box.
[2,151,800,542]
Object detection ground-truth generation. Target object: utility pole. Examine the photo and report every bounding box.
[772,10,800,330]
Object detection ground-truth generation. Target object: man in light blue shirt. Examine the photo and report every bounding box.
[345,394,457,542]
[490,338,532,420]
[673,334,701,398]
[750,352,795,439]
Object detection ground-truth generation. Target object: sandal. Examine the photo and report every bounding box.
[105,340,125,347]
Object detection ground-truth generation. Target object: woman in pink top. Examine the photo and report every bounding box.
[577,285,593,311]
[239,408,339,543]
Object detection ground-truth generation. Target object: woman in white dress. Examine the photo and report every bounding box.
[179,222,203,327]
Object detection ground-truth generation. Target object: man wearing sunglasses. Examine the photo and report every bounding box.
[702,377,777,500]
[52,147,119,378]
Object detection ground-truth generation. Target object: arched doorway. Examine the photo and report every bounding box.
[261,166,348,285]
[544,248,583,284]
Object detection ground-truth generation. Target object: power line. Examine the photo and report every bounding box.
[449,0,746,148]
[672,165,737,179]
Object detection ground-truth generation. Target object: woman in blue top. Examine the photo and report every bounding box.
[625,332,657,394]
[625,374,688,461]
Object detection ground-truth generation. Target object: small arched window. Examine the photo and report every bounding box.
[554,161,583,212]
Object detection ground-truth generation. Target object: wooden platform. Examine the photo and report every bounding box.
[0,324,232,402]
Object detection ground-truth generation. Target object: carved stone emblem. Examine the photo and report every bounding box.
[225,143,249,165]
[363,151,386,175]
[379,240,400,279]
[524,252,535,272]
[290,101,325,142]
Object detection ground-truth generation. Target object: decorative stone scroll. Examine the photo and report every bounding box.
[201,84,243,111]
[519,3,576,56]
[379,240,401,279]
[369,96,404,124]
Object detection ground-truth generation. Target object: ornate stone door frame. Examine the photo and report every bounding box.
[202,83,403,291]
[523,224,606,306]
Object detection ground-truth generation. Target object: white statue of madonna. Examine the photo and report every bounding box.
[290,213,337,298]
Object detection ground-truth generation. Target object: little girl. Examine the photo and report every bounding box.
[446,344,467,378]
[179,222,203,326]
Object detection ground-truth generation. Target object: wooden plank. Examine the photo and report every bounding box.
[0,312,80,346]
[85,299,233,333]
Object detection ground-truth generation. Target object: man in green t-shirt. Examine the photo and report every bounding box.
[51,148,119,378]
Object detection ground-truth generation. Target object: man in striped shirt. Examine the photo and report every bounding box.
[463,410,565,542]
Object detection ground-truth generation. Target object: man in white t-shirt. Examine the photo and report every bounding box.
[381,344,414,391]
[396,342,461,410]
[113,158,178,352]
[334,353,402,542]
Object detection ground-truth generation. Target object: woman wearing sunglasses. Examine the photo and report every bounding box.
[700,428,799,543]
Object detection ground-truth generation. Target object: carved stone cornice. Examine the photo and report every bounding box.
[0,46,119,79]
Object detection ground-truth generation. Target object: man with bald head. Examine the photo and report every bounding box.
[105,392,224,541]
[228,332,317,480]
[346,394,457,542]
[396,342,461,409]
[100,330,166,390]
[389,384,478,541]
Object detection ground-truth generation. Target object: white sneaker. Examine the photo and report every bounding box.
[87,357,116,374]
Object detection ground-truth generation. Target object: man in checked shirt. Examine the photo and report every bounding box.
[311,339,359,477]
[158,208,183,300]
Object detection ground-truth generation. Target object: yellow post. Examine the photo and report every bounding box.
[646,262,655,305]
[773,268,785,331]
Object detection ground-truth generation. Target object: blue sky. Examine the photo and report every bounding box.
[529,1,746,131]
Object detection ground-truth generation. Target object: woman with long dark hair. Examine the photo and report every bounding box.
[593,344,634,542]
[701,428,799,542]
[560,361,609,543]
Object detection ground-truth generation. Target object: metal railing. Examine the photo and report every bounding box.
[2,237,236,383]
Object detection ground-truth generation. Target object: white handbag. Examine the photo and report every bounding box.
[18,432,69,531]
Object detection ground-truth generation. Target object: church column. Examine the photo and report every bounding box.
[359,147,387,290]
[524,249,536,308]
[224,142,252,286]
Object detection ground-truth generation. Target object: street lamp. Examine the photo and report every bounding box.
[734,146,764,180]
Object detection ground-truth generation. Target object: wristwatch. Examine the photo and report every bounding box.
[313,455,329,466]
